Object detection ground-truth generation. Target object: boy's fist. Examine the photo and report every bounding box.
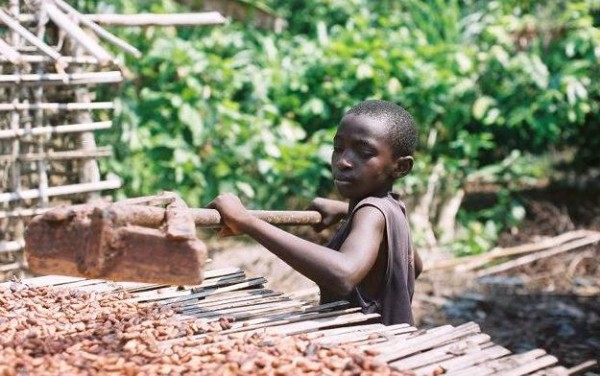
[207,193,251,237]
[307,197,349,232]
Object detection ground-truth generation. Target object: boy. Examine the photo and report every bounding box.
[209,100,421,325]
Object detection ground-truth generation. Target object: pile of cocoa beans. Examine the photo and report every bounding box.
[0,283,412,375]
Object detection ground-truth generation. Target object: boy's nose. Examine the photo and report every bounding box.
[335,156,353,170]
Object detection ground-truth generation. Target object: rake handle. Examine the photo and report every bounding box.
[191,209,322,227]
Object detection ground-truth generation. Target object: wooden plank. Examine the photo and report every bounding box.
[448,349,548,376]
[414,344,510,376]
[175,289,278,309]
[477,233,600,277]
[132,277,267,303]
[374,322,482,363]
[390,333,491,370]
[181,293,289,312]
[265,312,380,336]
[314,323,411,345]
[181,293,286,314]
[498,354,559,376]
[0,274,85,288]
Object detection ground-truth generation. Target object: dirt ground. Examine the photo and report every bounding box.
[206,184,600,371]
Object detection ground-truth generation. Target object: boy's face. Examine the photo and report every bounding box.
[332,114,400,200]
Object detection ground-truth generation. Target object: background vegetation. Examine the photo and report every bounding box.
[80,0,600,254]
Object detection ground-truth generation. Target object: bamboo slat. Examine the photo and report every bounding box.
[43,3,113,65]
[54,0,142,58]
[0,146,112,162]
[0,271,567,375]
[0,102,113,111]
[0,239,25,253]
[0,179,122,203]
[0,37,22,63]
[0,9,64,63]
[84,12,227,26]
[0,71,122,86]
[0,121,112,139]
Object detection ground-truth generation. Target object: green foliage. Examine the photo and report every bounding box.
[94,0,599,253]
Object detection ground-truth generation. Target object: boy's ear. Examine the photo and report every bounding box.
[393,156,414,179]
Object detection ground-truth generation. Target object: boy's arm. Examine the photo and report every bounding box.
[210,194,383,296]
[414,250,423,279]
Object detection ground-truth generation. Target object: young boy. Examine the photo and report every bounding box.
[209,100,421,325]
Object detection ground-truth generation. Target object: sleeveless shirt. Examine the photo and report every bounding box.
[320,193,415,325]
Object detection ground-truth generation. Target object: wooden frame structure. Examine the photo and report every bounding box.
[0,0,131,278]
[0,1,227,280]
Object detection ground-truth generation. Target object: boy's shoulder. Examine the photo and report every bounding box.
[352,193,407,217]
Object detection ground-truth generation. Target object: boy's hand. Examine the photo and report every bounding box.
[207,193,252,237]
[307,197,349,232]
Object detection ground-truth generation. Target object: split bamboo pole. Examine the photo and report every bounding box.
[43,3,113,66]
[0,146,113,162]
[0,179,122,203]
[0,71,123,86]
[83,12,227,26]
[0,38,22,64]
[0,8,64,64]
[54,0,142,58]
[0,102,113,111]
[0,121,112,139]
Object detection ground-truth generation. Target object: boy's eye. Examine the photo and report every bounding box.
[358,148,375,158]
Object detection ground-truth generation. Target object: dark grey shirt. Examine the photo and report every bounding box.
[320,193,415,325]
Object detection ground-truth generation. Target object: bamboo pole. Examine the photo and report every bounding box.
[0,71,123,86]
[0,55,98,64]
[4,12,227,26]
[54,0,142,58]
[0,38,22,64]
[0,240,24,254]
[477,233,600,277]
[0,146,112,162]
[83,12,227,26]
[34,12,50,208]
[43,3,113,66]
[0,121,112,139]
[0,179,122,203]
[0,102,113,111]
[0,207,51,220]
[0,8,65,64]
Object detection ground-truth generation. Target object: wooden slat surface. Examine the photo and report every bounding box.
[7,269,567,375]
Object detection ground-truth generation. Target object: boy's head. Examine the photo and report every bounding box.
[332,100,417,200]
[345,100,417,159]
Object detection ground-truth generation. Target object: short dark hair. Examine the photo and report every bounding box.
[345,100,417,157]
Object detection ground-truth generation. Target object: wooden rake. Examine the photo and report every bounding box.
[24,192,321,285]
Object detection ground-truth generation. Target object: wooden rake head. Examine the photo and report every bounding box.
[24,193,207,285]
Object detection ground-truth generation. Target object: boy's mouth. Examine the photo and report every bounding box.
[334,176,354,186]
